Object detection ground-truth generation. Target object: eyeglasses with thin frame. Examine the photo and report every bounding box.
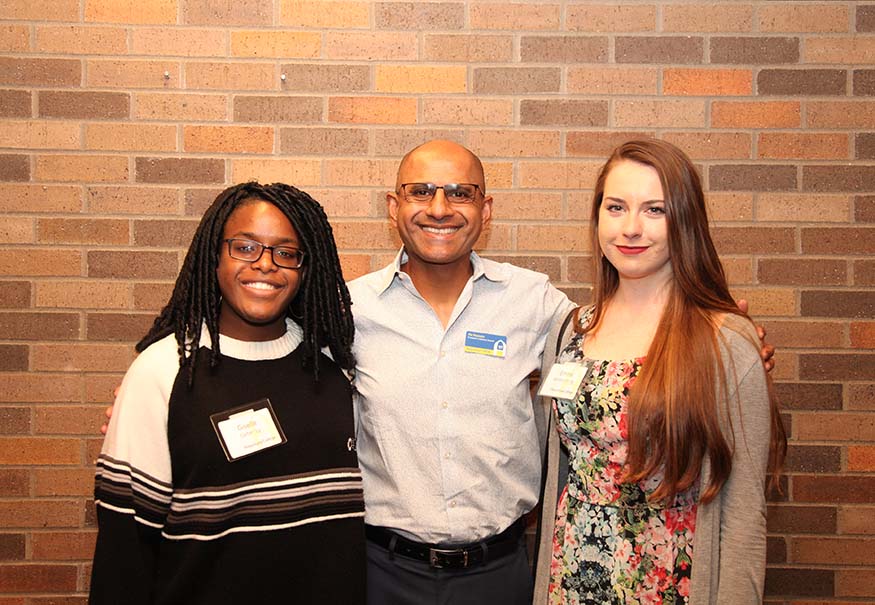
[399,183,483,205]
[224,238,306,269]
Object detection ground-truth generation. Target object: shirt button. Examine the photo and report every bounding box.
[449,500,456,508]
[444,452,451,459]
[441,401,448,409]
[439,350,446,358]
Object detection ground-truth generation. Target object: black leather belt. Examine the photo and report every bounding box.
[365,518,524,569]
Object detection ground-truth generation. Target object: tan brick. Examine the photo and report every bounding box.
[35,156,129,183]
[518,161,602,190]
[0,250,81,277]
[663,68,752,96]
[0,25,29,52]
[482,162,513,189]
[518,225,590,253]
[759,4,848,33]
[133,282,174,311]
[0,89,31,118]
[837,506,875,534]
[808,101,875,129]
[132,27,228,57]
[86,373,130,404]
[467,130,561,158]
[3,0,79,20]
[135,157,224,184]
[805,38,875,64]
[88,251,180,279]
[0,435,80,463]
[135,93,227,121]
[0,58,81,87]
[86,312,154,342]
[422,98,513,126]
[306,189,372,217]
[712,224,794,252]
[567,4,656,32]
[756,194,850,222]
[836,568,875,597]
[332,220,400,250]
[758,258,847,286]
[477,223,513,251]
[375,66,466,94]
[614,99,706,128]
[764,320,844,348]
[85,123,177,152]
[567,67,658,95]
[36,281,131,310]
[722,257,754,284]
[0,501,81,528]
[231,31,321,58]
[372,129,464,157]
[424,34,513,62]
[491,193,563,220]
[231,158,321,186]
[758,132,850,160]
[0,218,33,244]
[185,62,274,91]
[279,128,368,156]
[183,0,271,25]
[0,121,79,150]
[32,530,97,559]
[792,537,875,566]
[86,0,178,24]
[662,132,751,160]
[663,4,753,32]
[280,1,370,28]
[0,312,80,339]
[520,100,608,127]
[338,253,372,280]
[328,97,417,125]
[37,218,128,245]
[727,287,796,316]
[87,60,179,89]
[324,159,397,187]
[35,26,127,54]
[1,185,82,213]
[280,64,370,93]
[184,125,274,154]
[470,2,560,30]
[795,413,875,441]
[234,95,322,123]
[132,219,198,247]
[375,2,464,29]
[566,131,653,159]
[851,322,875,349]
[87,186,179,215]
[473,67,560,94]
[325,32,417,61]
[711,101,801,128]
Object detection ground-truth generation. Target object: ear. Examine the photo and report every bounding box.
[387,190,400,227]
[479,194,493,227]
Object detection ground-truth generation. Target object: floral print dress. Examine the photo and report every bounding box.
[548,311,698,605]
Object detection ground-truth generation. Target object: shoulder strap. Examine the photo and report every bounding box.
[555,307,578,356]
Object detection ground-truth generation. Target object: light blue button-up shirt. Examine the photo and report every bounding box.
[349,249,573,544]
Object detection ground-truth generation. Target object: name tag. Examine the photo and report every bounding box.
[464,331,508,358]
[537,361,592,400]
[210,398,287,462]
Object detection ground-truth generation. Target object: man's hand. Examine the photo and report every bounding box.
[100,386,120,434]
[737,298,775,373]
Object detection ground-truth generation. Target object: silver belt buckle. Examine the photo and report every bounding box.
[428,547,468,569]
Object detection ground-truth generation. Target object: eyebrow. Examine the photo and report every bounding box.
[603,196,665,204]
[230,232,299,245]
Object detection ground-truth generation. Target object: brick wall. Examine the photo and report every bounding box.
[1,1,873,602]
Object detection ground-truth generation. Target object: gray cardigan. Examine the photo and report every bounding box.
[533,312,770,605]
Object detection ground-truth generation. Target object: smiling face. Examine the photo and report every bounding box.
[216,199,303,341]
[387,140,493,276]
[598,159,672,288]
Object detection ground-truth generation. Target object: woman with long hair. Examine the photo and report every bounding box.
[534,139,785,604]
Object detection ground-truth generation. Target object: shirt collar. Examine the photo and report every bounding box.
[375,247,508,295]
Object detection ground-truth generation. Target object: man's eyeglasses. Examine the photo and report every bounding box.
[224,238,306,269]
[399,183,483,205]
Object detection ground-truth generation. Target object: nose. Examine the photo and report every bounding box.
[425,188,452,219]
[252,246,278,272]
[622,211,642,239]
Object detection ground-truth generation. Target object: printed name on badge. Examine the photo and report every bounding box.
[537,361,592,401]
[464,331,508,358]
[210,398,287,462]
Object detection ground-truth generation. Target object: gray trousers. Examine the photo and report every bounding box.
[366,535,534,605]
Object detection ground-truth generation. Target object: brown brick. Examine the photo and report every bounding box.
[764,568,834,597]
[278,64,370,93]
[759,133,849,161]
[0,406,29,434]
[567,67,659,95]
[185,62,272,91]
[767,505,837,533]
[808,100,875,129]
[0,437,79,464]
[860,5,875,32]
[423,34,512,62]
[35,405,117,433]
[183,0,271,25]
[711,227,795,254]
[838,505,875,534]
[37,219,129,245]
[804,165,875,193]
[35,24,127,55]
[233,96,322,123]
[852,70,875,96]
[758,69,846,95]
[765,320,844,349]
[87,186,179,215]
[566,131,650,159]
[136,93,227,121]
[86,313,153,342]
[370,130,462,157]
[785,445,841,472]
[758,259,847,286]
[0,533,25,560]
[35,155,128,183]
[467,130,560,158]
[802,290,874,318]
[37,91,129,120]
[376,2,464,28]
[0,469,29,496]
[135,157,224,185]
[279,127,368,155]
[855,195,875,222]
[566,4,655,32]
[766,536,786,564]
[0,154,29,181]
[0,564,78,592]
[711,37,799,64]
[854,260,875,286]
[36,281,130,310]
[712,100,800,128]
[851,322,875,349]
[0,89,31,118]
[519,100,608,127]
[568,256,594,284]
[0,345,28,372]
[800,353,875,381]
[133,219,202,247]
[32,530,97,560]
[857,133,875,160]
[710,164,797,191]
[87,251,179,280]
[0,58,81,87]
[328,97,417,125]
[473,68,561,94]
[520,35,607,63]
[615,36,703,63]
[802,227,875,254]
[0,313,79,340]
[848,445,875,471]
[615,99,706,128]
[793,538,875,566]
[471,2,560,30]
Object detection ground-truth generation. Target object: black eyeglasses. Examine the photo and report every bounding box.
[399,183,483,205]
[224,239,306,269]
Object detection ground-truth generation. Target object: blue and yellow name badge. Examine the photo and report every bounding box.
[464,331,508,358]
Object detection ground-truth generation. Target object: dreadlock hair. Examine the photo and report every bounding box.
[137,182,355,386]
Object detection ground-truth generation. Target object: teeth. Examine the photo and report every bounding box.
[422,226,458,235]
[245,282,279,290]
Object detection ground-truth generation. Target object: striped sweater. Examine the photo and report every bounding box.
[90,322,366,604]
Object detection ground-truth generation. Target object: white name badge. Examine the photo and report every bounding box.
[537,361,592,401]
[210,398,287,462]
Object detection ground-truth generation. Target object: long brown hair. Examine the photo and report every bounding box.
[582,139,786,504]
